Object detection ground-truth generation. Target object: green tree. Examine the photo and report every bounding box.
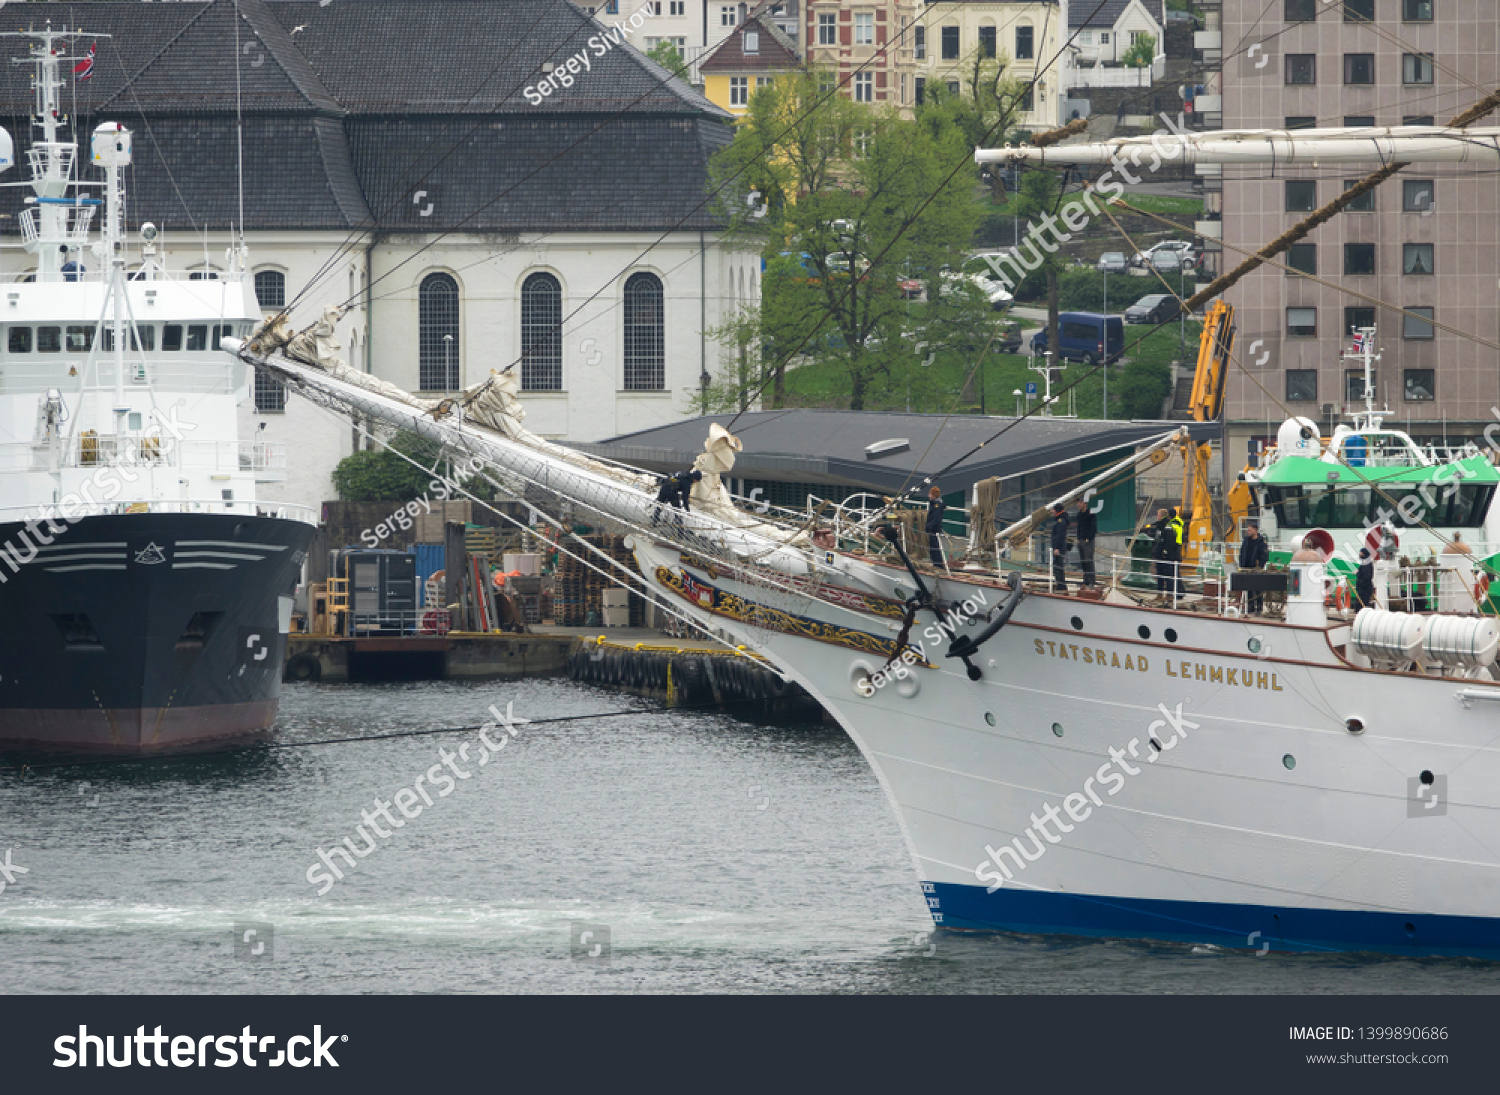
[1011,167,1064,368]
[645,39,690,81]
[331,432,492,502]
[1116,355,1171,418]
[1121,34,1157,68]
[706,69,990,410]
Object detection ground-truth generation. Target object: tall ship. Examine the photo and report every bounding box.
[0,27,314,752]
[232,120,1500,958]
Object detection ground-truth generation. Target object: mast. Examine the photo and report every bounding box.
[1342,325,1385,431]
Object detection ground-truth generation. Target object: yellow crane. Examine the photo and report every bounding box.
[1177,300,1251,565]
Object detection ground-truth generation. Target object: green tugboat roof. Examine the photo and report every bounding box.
[1256,453,1500,486]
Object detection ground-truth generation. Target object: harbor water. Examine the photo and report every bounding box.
[4,676,1500,994]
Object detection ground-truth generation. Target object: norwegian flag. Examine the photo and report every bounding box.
[1350,330,1367,354]
[73,43,95,81]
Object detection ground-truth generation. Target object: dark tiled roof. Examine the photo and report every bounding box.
[1070,0,1163,29]
[700,14,802,74]
[576,410,1217,494]
[0,0,728,230]
[346,115,732,231]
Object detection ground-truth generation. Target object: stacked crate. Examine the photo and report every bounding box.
[509,575,543,624]
[554,534,644,626]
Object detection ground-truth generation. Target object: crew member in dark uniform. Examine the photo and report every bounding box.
[1355,547,1376,609]
[1074,497,1097,589]
[925,486,948,568]
[1151,507,1174,600]
[1237,521,1270,615]
[1050,501,1070,592]
[651,469,702,527]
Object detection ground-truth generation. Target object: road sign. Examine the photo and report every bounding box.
[1025,382,1037,396]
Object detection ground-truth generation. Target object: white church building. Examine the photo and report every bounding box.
[0,0,758,512]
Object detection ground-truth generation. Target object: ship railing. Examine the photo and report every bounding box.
[0,358,243,395]
[0,498,318,525]
[0,438,287,475]
[812,492,899,553]
[347,609,450,638]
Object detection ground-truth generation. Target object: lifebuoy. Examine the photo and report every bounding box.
[1477,574,1492,601]
[1334,583,1351,612]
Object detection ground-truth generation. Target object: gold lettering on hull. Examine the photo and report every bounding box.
[1036,636,1283,691]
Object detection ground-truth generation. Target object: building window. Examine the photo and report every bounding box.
[1285,54,1316,85]
[1286,243,1317,276]
[941,25,959,59]
[1403,0,1434,20]
[670,0,684,13]
[1099,32,1109,44]
[1344,307,1376,335]
[1344,0,1374,20]
[1403,243,1434,275]
[1286,369,1318,402]
[818,69,835,94]
[1018,85,1034,112]
[1343,179,1374,212]
[254,369,286,413]
[730,76,748,105]
[744,29,759,53]
[418,273,460,391]
[1403,53,1434,85]
[757,76,772,88]
[854,11,873,44]
[1404,369,1435,400]
[1285,116,1316,129]
[1285,0,1316,20]
[253,270,285,310]
[520,272,562,391]
[1344,243,1376,275]
[900,72,907,103]
[1287,307,1317,337]
[1403,306,1435,340]
[854,71,873,101]
[1285,180,1317,212]
[1015,25,1033,60]
[623,272,664,391]
[913,24,924,58]
[854,128,873,156]
[1343,116,1375,128]
[1402,179,1435,212]
[978,25,995,58]
[1344,54,1374,84]
[1080,30,1094,47]
[947,80,960,96]
[1403,114,1435,125]
[914,76,925,104]
[605,0,618,11]
[721,5,736,25]
[1346,371,1375,402]
[819,12,837,45]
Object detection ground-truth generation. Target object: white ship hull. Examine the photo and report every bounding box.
[630,540,1500,957]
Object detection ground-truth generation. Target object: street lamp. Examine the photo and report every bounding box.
[1178,268,1187,359]
[1013,388,1023,417]
[1102,267,1109,421]
[442,333,455,390]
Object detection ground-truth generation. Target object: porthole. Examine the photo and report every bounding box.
[1420,770,1434,785]
[1137,625,1151,640]
[1070,616,1084,631]
[1248,637,1263,655]
[1404,922,1417,938]
[1345,718,1365,734]
[984,711,996,727]
[893,586,907,601]
[1282,754,1297,770]
[1164,628,1178,643]
[1051,723,1064,737]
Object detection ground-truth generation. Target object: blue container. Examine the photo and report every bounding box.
[413,543,446,606]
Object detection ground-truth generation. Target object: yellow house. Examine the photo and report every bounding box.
[915,0,1064,129]
[699,8,802,118]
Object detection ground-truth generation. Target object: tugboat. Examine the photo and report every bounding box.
[0,26,314,752]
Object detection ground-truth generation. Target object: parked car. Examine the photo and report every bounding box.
[1096,251,1129,275]
[940,267,1013,309]
[1124,294,1182,324]
[1148,249,1183,273]
[1028,312,1125,365]
[1130,240,1197,268]
[996,322,1023,355]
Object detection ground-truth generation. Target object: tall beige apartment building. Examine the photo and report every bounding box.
[1216,0,1499,464]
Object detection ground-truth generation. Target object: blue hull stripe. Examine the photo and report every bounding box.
[929,883,1500,959]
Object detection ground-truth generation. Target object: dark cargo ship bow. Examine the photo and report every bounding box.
[0,511,315,753]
